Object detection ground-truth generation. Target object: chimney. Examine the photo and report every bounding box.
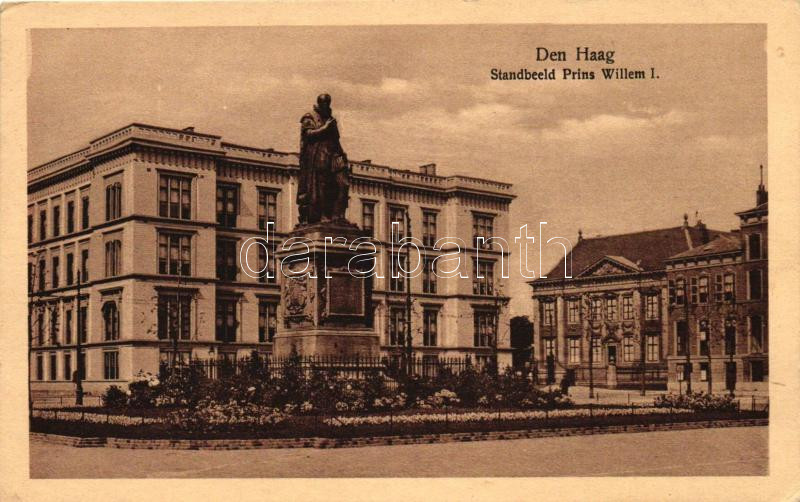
[577,229,583,242]
[362,159,372,164]
[756,164,768,205]
[182,126,195,132]
[419,163,436,176]
[695,219,709,244]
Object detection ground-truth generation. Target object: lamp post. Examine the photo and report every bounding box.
[404,211,413,377]
[75,270,84,405]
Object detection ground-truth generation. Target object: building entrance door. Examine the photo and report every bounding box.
[607,345,617,365]
[725,361,737,392]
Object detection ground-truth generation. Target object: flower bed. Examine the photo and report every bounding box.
[324,406,694,427]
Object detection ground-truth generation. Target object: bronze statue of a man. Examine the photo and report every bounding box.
[297,93,350,225]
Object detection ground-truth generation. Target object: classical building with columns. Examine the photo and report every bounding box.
[664,178,768,393]
[529,220,730,390]
[28,123,514,396]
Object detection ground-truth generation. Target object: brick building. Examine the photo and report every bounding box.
[28,123,514,395]
[664,176,767,393]
[529,220,730,390]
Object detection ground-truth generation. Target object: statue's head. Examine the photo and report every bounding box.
[316,93,332,116]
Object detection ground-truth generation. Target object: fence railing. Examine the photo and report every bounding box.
[158,355,481,382]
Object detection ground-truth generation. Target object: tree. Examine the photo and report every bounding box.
[510,316,533,369]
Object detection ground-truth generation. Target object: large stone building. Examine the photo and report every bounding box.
[664,176,767,393]
[28,123,514,395]
[529,220,730,390]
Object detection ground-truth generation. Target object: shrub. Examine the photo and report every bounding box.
[167,399,286,433]
[654,391,737,412]
[102,385,128,408]
[127,371,161,408]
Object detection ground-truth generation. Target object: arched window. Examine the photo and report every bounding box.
[103,301,119,341]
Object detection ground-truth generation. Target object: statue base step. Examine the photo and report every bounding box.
[273,328,380,359]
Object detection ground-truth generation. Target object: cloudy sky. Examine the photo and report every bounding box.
[28,25,766,315]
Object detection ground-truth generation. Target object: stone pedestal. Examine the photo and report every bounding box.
[273,221,378,358]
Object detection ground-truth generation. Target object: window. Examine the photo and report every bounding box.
[567,300,579,324]
[105,182,122,221]
[542,301,555,326]
[676,320,688,356]
[78,306,87,343]
[389,206,406,242]
[677,363,691,382]
[215,298,238,342]
[645,294,659,320]
[700,362,709,381]
[216,184,239,227]
[64,309,73,344]
[81,196,90,229]
[622,296,634,320]
[258,301,277,343]
[698,276,709,304]
[473,311,495,347]
[103,302,119,341]
[423,309,438,346]
[80,249,89,282]
[36,353,43,380]
[472,259,494,295]
[751,360,765,382]
[28,262,33,293]
[157,294,191,341]
[472,214,494,249]
[28,214,33,243]
[714,274,723,302]
[590,297,602,321]
[568,338,580,363]
[257,242,276,284]
[49,306,59,344]
[389,307,406,346]
[646,335,659,361]
[699,319,709,356]
[675,278,686,306]
[591,336,601,362]
[66,253,74,285]
[216,239,238,281]
[103,351,119,380]
[257,189,278,230]
[723,273,735,302]
[422,211,437,247]
[35,309,44,346]
[63,352,72,381]
[159,175,192,219]
[159,233,191,276]
[389,253,407,292]
[690,277,698,304]
[78,350,86,380]
[38,258,46,290]
[623,336,634,362]
[748,269,762,300]
[724,319,736,355]
[52,205,61,237]
[748,233,762,260]
[39,209,47,241]
[51,256,60,288]
[606,297,618,321]
[105,240,122,277]
[361,202,375,237]
[66,201,75,234]
[544,338,555,357]
[422,257,437,293]
[49,352,57,380]
[750,315,763,352]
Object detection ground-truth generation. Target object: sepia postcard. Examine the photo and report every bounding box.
[1,1,799,501]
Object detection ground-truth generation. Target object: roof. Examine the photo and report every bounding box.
[667,234,742,260]
[735,201,768,217]
[539,225,730,281]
